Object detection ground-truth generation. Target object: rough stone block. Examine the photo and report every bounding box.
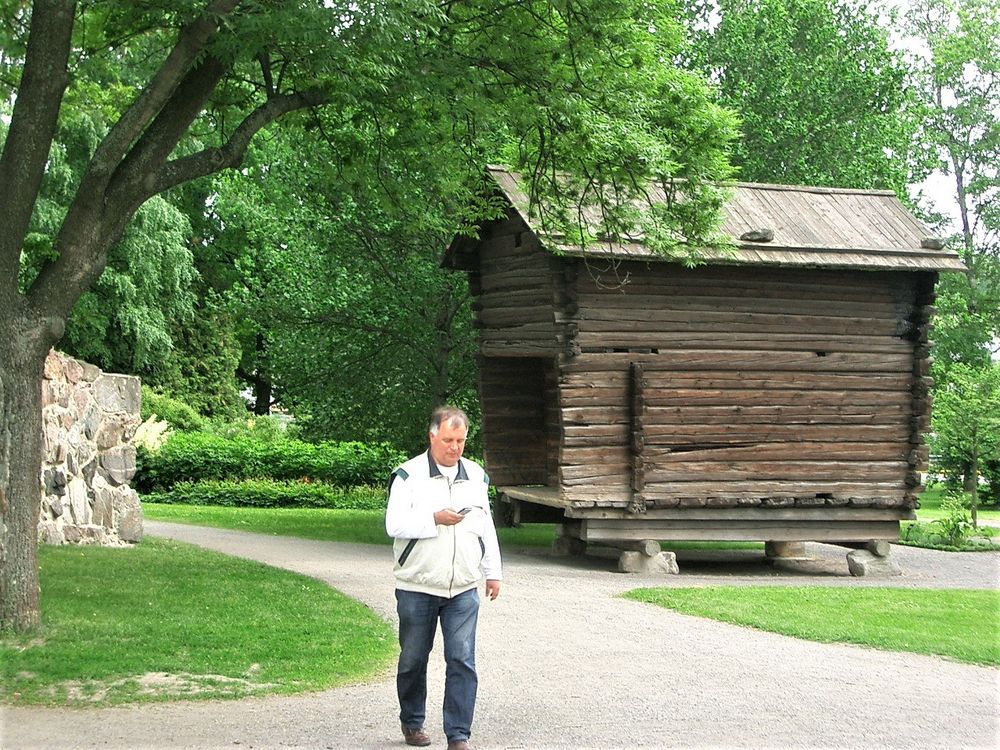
[62,525,83,543]
[66,477,90,525]
[80,361,100,382]
[618,550,679,575]
[63,356,84,384]
[94,373,141,415]
[38,522,64,545]
[92,480,114,529]
[95,418,125,450]
[47,495,64,518]
[43,468,67,497]
[765,541,808,559]
[114,488,144,543]
[43,351,63,380]
[847,549,901,577]
[81,526,108,544]
[100,444,136,485]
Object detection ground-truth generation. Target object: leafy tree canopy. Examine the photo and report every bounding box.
[683,0,916,191]
[0,0,737,630]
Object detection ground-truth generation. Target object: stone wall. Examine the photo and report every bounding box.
[38,350,144,545]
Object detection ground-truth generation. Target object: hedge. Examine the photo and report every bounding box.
[140,386,206,432]
[143,479,386,510]
[135,432,406,492]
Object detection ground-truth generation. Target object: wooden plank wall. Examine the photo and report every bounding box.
[557,263,935,509]
[469,215,562,358]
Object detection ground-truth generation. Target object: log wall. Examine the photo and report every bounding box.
[468,214,563,358]
[557,264,935,510]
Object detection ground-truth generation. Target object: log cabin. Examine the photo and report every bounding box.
[444,166,966,574]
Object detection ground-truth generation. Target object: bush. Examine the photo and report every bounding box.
[141,386,206,432]
[143,479,386,510]
[134,431,406,492]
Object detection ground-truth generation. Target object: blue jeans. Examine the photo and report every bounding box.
[396,587,480,742]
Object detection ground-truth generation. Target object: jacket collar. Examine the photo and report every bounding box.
[426,450,468,481]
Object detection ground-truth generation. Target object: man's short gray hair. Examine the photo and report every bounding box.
[429,406,469,435]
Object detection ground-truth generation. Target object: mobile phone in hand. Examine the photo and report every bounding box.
[457,507,473,515]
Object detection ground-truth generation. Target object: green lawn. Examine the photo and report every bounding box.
[144,502,561,547]
[0,537,395,706]
[916,486,1000,524]
[143,503,763,551]
[624,586,1000,666]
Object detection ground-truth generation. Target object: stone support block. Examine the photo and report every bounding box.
[764,541,809,559]
[618,550,679,575]
[846,549,901,577]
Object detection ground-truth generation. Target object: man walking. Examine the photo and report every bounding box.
[385,406,503,750]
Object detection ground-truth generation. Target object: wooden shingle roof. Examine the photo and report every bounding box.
[463,166,965,273]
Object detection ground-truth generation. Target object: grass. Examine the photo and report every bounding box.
[0,537,395,706]
[143,503,557,548]
[143,503,764,552]
[624,586,1000,666]
[915,486,1000,524]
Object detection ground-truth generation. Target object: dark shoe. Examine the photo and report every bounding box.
[401,724,431,747]
[447,741,470,750]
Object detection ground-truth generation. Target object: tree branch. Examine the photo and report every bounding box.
[83,0,240,195]
[0,0,74,294]
[151,87,329,194]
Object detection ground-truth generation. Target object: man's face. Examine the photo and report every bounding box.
[429,420,467,467]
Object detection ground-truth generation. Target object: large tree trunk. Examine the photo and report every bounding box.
[0,321,52,632]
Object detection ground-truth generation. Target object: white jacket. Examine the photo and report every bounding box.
[385,451,503,598]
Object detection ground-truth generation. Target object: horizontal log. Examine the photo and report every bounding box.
[639,480,907,495]
[637,389,911,407]
[560,446,630,463]
[644,460,908,483]
[481,342,559,356]
[574,332,912,354]
[575,312,900,337]
[574,291,903,319]
[575,270,908,299]
[478,306,558,326]
[645,442,909,463]
[568,506,914,521]
[560,462,630,481]
[578,520,901,543]
[637,404,909,424]
[641,425,910,444]
[558,350,914,373]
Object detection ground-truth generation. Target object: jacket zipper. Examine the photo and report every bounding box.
[448,475,457,597]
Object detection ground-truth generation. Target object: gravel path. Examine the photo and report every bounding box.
[3,521,999,750]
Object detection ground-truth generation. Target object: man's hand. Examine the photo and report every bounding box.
[434,509,466,526]
[485,579,501,601]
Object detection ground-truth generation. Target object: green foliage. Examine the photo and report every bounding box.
[144,480,385,510]
[624,586,1000,666]
[142,292,246,420]
[13,107,200,374]
[930,362,1000,512]
[907,0,1000,379]
[933,494,977,547]
[683,0,914,190]
[135,432,406,492]
[140,386,206,432]
[0,538,395,705]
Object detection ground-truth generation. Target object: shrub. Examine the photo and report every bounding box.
[134,431,405,492]
[143,479,386,510]
[934,494,975,547]
[141,386,206,432]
